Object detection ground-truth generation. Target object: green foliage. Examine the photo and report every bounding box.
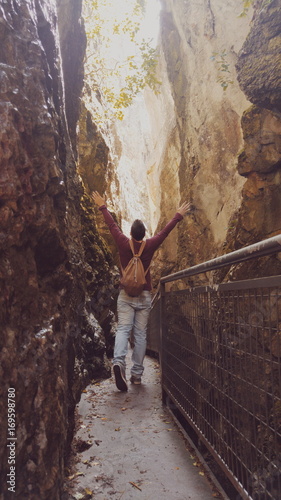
[210,50,234,91]
[239,0,274,17]
[83,0,161,123]
[238,0,254,17]
[211,0,275,90]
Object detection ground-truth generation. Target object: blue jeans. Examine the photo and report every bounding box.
[113,289,152,377]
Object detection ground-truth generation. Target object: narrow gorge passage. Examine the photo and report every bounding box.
[64,355,219,500]
[0,0,280,499]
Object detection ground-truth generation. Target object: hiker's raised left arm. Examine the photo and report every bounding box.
[91,191,127,246]
[177,201,192,217]
[92,191,106,207]
[148,202,191,250]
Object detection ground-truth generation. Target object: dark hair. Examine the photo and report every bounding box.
[130,219,146,241]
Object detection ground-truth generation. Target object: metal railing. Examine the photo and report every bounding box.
[148,235,281,500]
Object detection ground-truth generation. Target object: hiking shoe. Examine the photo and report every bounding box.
[113,364,128,392]
[130,375,142,385]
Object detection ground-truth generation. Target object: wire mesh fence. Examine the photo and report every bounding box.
[148,237,281,499]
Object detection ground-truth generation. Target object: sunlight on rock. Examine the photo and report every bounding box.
[81,0,161,236]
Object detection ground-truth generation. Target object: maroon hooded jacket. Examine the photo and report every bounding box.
[99,205,183,291]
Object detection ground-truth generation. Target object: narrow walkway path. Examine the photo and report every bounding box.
[65,355,221,500]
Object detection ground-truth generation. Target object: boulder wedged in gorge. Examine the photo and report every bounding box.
[236,0,281,113]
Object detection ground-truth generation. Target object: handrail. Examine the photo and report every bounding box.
[150,233,281,499]
[160,234,281,284]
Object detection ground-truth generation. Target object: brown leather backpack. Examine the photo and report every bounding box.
[120,240,148,297]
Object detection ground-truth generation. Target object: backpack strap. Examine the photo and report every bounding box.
[129,239,150,276]
[129,239,146,257]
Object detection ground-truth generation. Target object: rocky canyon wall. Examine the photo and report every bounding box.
[149,0,251,283]
[224,0,281,279]
[138,0,280,284]
[0,1,116,499]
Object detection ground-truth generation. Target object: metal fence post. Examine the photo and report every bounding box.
[159,281,167,404]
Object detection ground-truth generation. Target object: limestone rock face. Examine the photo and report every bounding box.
[238,106,281,176]
[77,103,122,263]
[233,105,281,249]
[236,0,281,112]
[231,105,281,250]
[128,0,280,283]
[0,1,114,499]
[147,0,251,283]
[221,0,281,275]
[57,0,86,154]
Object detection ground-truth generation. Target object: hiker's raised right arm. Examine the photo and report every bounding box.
[148,200,192,249]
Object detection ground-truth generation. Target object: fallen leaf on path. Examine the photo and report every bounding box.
[199,471,205,476]
[115,427,121,431]
[84,488,93,496]
[67,471,85,480]
[73,488,93,500]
